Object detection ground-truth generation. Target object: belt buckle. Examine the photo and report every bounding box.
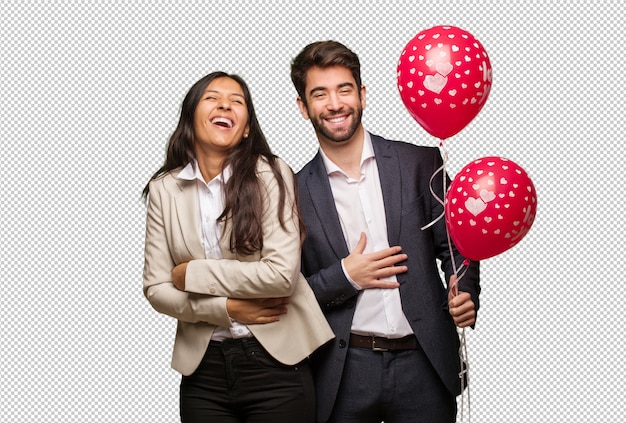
[371,336,388,352]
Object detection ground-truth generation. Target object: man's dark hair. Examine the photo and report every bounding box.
[290,40,362,105]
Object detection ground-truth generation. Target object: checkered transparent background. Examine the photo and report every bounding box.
[1,1,623,422]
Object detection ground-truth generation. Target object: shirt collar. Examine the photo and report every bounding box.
[176,159,232,184]
[320,130,375,176]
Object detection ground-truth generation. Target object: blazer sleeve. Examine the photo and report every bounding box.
[143,178,232,327]
[304,258,359,311]
[184,158,301,298]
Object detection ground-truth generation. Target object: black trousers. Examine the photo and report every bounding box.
[180,337,315,423]
[328,346,456,423]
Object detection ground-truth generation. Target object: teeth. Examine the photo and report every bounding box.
[328,116,346,123]
[211,117,233,128]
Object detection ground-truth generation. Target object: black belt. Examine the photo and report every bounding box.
[349,334,420,352]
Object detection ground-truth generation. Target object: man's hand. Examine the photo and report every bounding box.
[448,275,476,328]
[172,262,188,291]
[343,232,407,289]
[227,297,290,324]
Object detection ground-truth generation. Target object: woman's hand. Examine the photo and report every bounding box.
[172,262,188,291]
[226,297,290,324]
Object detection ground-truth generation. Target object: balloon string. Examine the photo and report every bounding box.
[419,139,471,420]
[420,163,445,230]
[440,140,472,422]
[458,327,471,421]
[420,140,447,230]
[448,215,472,422]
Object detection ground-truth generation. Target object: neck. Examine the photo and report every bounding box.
[319,126,365,179]
[195,149,226,182]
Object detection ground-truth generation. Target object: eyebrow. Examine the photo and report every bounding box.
[308,82,355,97]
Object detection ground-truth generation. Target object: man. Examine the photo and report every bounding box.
[290,40,481,423]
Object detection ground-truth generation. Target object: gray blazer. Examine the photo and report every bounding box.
[297,133,481,422]
[143,157,334,376]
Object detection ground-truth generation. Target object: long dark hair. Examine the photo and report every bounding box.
[143,71,304,255]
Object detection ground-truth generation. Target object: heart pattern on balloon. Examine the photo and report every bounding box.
[397,25,492,140]
[424,74,448,94]
[464,197,487,216]
[479,189,496,202]
[436,62,453,76]
[445,156,537,261]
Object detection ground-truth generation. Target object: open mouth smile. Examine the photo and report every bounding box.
[324,113,350,125]
[211,117,234,128]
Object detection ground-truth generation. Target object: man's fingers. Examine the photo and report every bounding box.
[367,280,401,289]
[449,291,470,308]
[449,292,475,327]
[453,311,476,328]
[351,232,367,254]
[377,252,408,267]
[367,246,404,262]
[374,264,407,279]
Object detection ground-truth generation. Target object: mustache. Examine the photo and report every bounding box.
[321,110,350,119]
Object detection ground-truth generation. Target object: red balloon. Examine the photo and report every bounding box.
[445,157,537,261]
[397,25,492,140]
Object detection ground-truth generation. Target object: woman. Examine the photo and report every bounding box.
[142,71,334,422]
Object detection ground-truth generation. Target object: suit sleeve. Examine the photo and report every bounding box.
[184,159,301,298]
[302,258,359,311]
[142,178,232,326]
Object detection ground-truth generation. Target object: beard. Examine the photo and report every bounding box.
[309,106,363,143]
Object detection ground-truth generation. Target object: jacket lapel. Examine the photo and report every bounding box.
[304,153,350,259]
[371,135,402,247]
[173,178,205,259]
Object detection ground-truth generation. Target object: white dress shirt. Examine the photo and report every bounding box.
[320,132,414,338]
[176,160,252,340]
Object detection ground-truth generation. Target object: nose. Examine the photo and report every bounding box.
[326,93,342,110]
[218,99,231,110]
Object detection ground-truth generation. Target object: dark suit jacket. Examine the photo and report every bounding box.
[297,133,481,422]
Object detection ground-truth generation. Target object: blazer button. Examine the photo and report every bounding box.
[209,287,216,294]
[338,339,346,348]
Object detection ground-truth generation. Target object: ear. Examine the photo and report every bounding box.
[296,97,310,120]
[360,85,367,110]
